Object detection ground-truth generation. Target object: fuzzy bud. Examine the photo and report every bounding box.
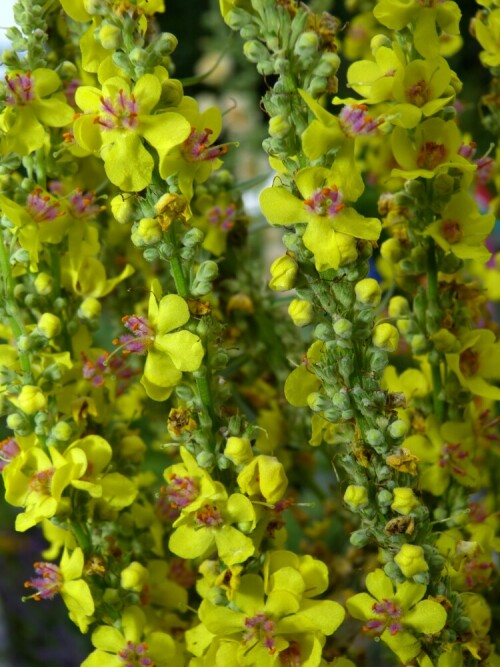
[98,23,122,49]
[344,485,369,509]
[243,40,270,64]
[224,436,254,466]
[269,255,298,291]
[50,421,73,442]
[380,238,404,263]
[294,31,319,57]
[78,297,102,320]
[388,296,410,318]
[110,194,134,224]
[10,385,46,415]
[333,318,352,339]
[372,323,399,352]
[269,115,291,139]
[34,272,53,295]
[38,313,61,339]
[355,278,381,307]
[133,217,163,246]
[288,299,313,327]
[394,544,428,578]
[120,562,149,592]
[391,488,419,515]
[388,419,408,439]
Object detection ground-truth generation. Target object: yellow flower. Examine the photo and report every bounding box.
[391,488,420,515]
[394,544,429,578]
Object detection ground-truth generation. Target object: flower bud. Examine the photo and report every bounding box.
[394,544,428,578]
[37,313,61,339]
[388,419,408,439]
[388,296,409,319]
[365,429,385,448]
[333,318,352,339]
[110,194,133,224]
[50,421,73,442]
[294,31,319,56]
[98,24,122,49]
[430,328,458,353]
[372,323,399,352]
[269,115,291,139]
[391,488,419,515]
[196,451,215,469]
[78,297,101,320]
[10,385,46,415]
[120,562,149,592]
[243,40,270,64]
[269,255,298,291]
[133,217,163,246]
[377,489,393,506]
[154,32,178,55]
[307,392,331,412]
[411,334,428,355]
[237,455,288,503]
[350,529,370,547]
[355,278,381,307]
[344,485,369,509]
[34,272,53,295]
[288,299,313,327]
[380,238,404,263]
[224,436,253,466]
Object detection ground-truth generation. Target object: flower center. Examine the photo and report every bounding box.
[416,141,447,170]
[5,72,34,105]
[194,503,224,527]
[340,104,380,136]
[117,640,155,667]
[113,315,155,355]
[0,437,20,472]
[23,561,63,600]
[459,348,480,377]
[96,89,139,130]
[304,186,345,217]
[26,188,64,223]
[182,127,228,162]
[160,474,199,517]
[243,612,276,655]
[279,640,301,666]
[440,219,462,244]
[407,79,430,107]
[28,467,55,495]
[439,441,468,476]
[67,189,103,218]
[207,203,237,231]
[364,599,403,636]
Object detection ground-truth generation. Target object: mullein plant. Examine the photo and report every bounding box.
[0,1,497,667]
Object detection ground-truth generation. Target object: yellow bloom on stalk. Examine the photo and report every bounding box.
[447,329,500,401]
[424,192,494,262]
[391,118,473,180]
[374,0,461,59]
[23,548,94,632]
[474,9,500,68]
[74,73,191,191]
[346,569,447,664]
[260,165,381,272]
[0,69,73,156]
[112,280,204,401]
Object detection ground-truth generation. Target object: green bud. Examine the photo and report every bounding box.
[372,323,399,352]
[112,52,134,77]
[308,76,328,97]
[314,323,334,341]
[413,572,430,585]
[377,489,393,506]
[366,429,385,447]
[388,419,408,439]
[269,115,291,139]
[6,412,29,432]
[196,261,218,283]
[314,52,341,77]
[143,247,160,262]
[243,40,270,64]
[307,392,331,412]
[196,451,215,469]
[240,24,260,40]
[51,421,73,442]
[182,228,204,247]
[217,455,231,470]
[154,32,178,55]
[98,23,122,49]
[132,217,163,246]
[34,272,53,295]
[294,31,319,56]
[331,389,350,411]
[338,356,353,383]
[404,179,425,199]
[411,334,428,355]
[384,561,404,581]
[350,529,370,547]
[333,318,352,339]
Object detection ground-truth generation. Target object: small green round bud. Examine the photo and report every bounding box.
[196,451,215,469]
[388,419,408,439]
[154,32,178,55]
[411,334,428,355]
[365,429,385,447]
[34,272,53,295]
[370,350,388,371]
[307,392,331,412]
[314,323,334,340]
[182,228,204,247]
[6,412,28,431]
[350,529,370,547]
[269,255,297,291]
[38,313,62,339]
[333,318,353,339]
[129,47,147,65]
[377,489,393,506]
[288,299,313,327]
[51,421,73,442]
[294,31,319,56]
[243,40,270,64]
[355,278,381,307]
[314,52,341,77]
[372,323,399,352]
[308,76,328,97]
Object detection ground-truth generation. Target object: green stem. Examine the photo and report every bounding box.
[169,255,188,298]
[0,235,32,379]
[195,368,217,451]
[426,239,445,422]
